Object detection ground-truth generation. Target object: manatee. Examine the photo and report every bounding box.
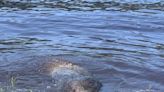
[42,58,102,92]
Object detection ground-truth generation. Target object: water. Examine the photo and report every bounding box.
[0,0,164,92]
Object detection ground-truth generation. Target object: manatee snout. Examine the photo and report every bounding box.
[68,77,102,92]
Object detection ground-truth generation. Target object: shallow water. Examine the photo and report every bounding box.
[0,0,164,92]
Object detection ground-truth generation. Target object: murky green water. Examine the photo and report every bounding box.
[0,0,164,92]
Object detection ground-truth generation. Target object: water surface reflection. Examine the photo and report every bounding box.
[0,0,164,92]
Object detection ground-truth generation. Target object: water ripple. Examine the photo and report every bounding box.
[0,0,164,11]
[0,3,164,92]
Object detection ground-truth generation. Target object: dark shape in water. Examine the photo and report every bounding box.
[43,58,102,92]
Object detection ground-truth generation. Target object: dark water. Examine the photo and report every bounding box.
[0,0,164,92]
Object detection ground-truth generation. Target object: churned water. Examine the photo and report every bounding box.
[0,0,164,92]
